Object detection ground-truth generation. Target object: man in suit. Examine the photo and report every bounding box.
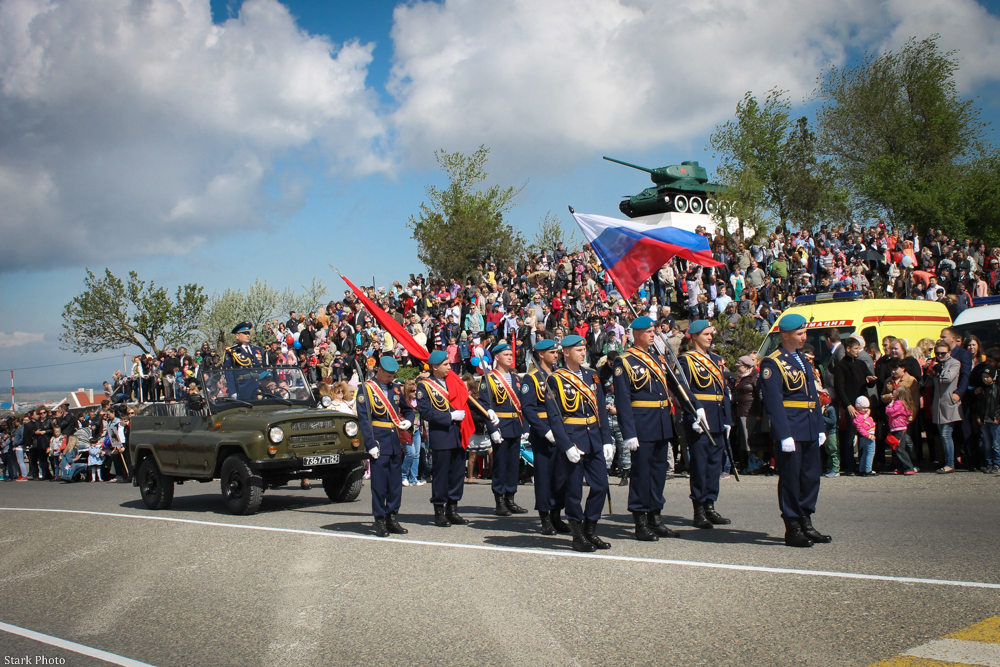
[481,342,527,517]
[417,351,468,527]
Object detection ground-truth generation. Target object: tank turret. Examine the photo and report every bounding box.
[604,156,727,218]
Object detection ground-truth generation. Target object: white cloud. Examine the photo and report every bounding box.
[0,0,387,272]
[0,331,44,349]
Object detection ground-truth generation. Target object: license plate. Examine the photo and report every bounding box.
[301,454,339,466]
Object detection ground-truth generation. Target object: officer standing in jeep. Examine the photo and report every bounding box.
[223,322,264,368]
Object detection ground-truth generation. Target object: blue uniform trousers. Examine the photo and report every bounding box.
[431,448,466,505]
[491,436,521,495]
[686,428,724,503]
[628,439,671,512]
[530,436,566,512]
[565,450,608,522]
[776,438,821,518]
[370,452,402,517]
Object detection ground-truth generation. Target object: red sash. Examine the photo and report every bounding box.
[554,369,598,414]
[627,348,669,391]
[688,351,725,389]
[366,381,404,428]
[420,378,452,410]
[489,370,522,414]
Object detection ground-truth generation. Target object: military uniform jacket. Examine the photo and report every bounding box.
[416,377,462,451]
[356,380,413,456]
[613,348,675,442]
[222,344,264,368]
[481,370,525,439]
[520,367,551,442]
[759,347,824,443]
[678,350,732,434]
[544,368,612,455]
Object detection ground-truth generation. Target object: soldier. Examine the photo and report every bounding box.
[222,322,264,368]
[678,320,733,530]
[613,316,680,541]
[520,338,569,535]
[759,314,832,548]
[481,342,529,517]
[355,356,413,537]
[417,350,468,528]
[544,335,615,553]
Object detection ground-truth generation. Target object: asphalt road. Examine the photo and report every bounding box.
[1,470,999,667]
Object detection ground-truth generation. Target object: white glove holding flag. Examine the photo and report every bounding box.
[565,446,583,464]
[490,431,503,444]
[603,444,615,463]
[692,408,707,434]
[624,437,639,452]
[397,420,412,431]
[545,430,556,443]
[450,410,466,422]
[724,425,731,439]
[781,437,795,453]
[368,446,380,460]
[487,409,500,426]
[818,432,827,446]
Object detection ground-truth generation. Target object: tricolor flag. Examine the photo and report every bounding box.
[571,212,723,299]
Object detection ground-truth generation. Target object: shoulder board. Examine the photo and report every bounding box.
[767,350,782,360]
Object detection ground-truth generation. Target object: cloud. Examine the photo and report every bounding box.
[388,0,1000,172]
[0,0,387,273]
[0,331,44,349]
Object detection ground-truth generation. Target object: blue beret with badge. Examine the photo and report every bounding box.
[688,319,712,334]
[378,356,400,373]
[560,334,585,348]
[533,339,556,351]
[629,316,655,329]
[427,350,448,366]
[778,313,807,331]
[232,321,252,334]
[492,342,510,354]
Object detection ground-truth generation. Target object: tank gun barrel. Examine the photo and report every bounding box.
[602,156,654,174]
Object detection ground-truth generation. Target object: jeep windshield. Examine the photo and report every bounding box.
[202,367,315,409]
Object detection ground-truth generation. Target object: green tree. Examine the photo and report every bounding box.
[199,287,244,347]
[408,145,526,279]
[60,268,207,355]
[780,117,849,232]
[530,211,580,255]
[280,277,328,319]
[960,149,1000,247]
[711,313,765,370]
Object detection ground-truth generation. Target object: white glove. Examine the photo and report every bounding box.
[565,446,583,463]
[397,419,412,431]
[368,446,380,459]
[780,437,795,453]
[487,409,500,426]
[724,425,731,439]
[603,444,615,463]
[818,432,827,445]
[624,437,639,452]
[544,430,555,443]
[490,431,503,444]
[450,410,466,422]
[692,408,707,434]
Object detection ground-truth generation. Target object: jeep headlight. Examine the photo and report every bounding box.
[344,421,359,437]
[321,395,333,408]
[268,426,285,444]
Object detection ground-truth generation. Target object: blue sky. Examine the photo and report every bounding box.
[2,0,1000,389]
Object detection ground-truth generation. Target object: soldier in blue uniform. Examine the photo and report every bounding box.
[678,320,734,529]
[759,314,832,548]
[481,342,529,517]
[613,316,680,541]
[355,356,413,537]
[520,339,569,535]
[544,335,615,553]
[222,322,264,368]
[417,350,468,528]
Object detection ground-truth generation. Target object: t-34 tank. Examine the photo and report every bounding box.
[604,157,728,218]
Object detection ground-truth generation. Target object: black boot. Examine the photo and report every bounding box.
[494,492,512,517]
[800,514,831,543]
[373,516,388,537]
[583,519,611,550]
[446,501,468,525]
[692,500,713,529]
[569,519,596,553]
[433,504,451,527]
[618,468,630,486]
[783,517,814,548]
[539,511,556,536]
[632,511,659,542]
[504,492,528,514]
[386,511,408,534]
[647,510,680,538]
[550,509,571,534]
[705,501,731,525]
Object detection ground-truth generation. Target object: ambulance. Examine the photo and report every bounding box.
[758,292,952,369]
[952,296,1000,351]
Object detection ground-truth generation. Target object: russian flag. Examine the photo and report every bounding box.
[571,212,722,299]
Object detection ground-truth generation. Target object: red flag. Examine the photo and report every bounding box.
[341,274,475,448]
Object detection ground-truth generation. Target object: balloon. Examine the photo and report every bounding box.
[470,357,480,366]
[293,341,302,349]
[285,335,294,345]
[902,255,913,268]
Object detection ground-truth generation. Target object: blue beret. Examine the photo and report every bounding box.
[688,320,712,334]
[629,316,655,330]
[231,321,252,334]
[258,371,272,380]
[427,350,448,366]
[534,339,556,351]
[560,334,585,348]
[779,313,807,332]
[492,343,510,355]
[378,356,400,373]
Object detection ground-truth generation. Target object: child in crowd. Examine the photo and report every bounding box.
[884,369,915,475]
[88,437,104,482]
[820,390,840,477]
[975,366,1000,474]
[853,396,877,476]
[47,426,66,481]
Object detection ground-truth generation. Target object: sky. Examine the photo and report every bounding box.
[2,0,1000,390]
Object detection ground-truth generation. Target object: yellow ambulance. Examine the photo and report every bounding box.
[757,292,952,368]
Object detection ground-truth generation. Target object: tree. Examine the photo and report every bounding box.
[960,149,1000,247]
[711,313,765,371]
[280,277,328,319]
[408,145,526,279]
[779,117,849,232]
[199,288,244,347]
[815,35,985,234]
[60,268,207,355]
[530,211,580,254]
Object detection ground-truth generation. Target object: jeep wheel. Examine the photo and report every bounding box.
[220,453,264,515]
[322,465,365,503]
[138,457,174,510]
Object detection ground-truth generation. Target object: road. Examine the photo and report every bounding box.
[1,470,999,667]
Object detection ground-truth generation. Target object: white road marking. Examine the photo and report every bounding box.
[905,638,1000,666]
[2,507,1000,591]
[0,620,156,667]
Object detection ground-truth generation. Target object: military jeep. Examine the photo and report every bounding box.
[130,366,366,515]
